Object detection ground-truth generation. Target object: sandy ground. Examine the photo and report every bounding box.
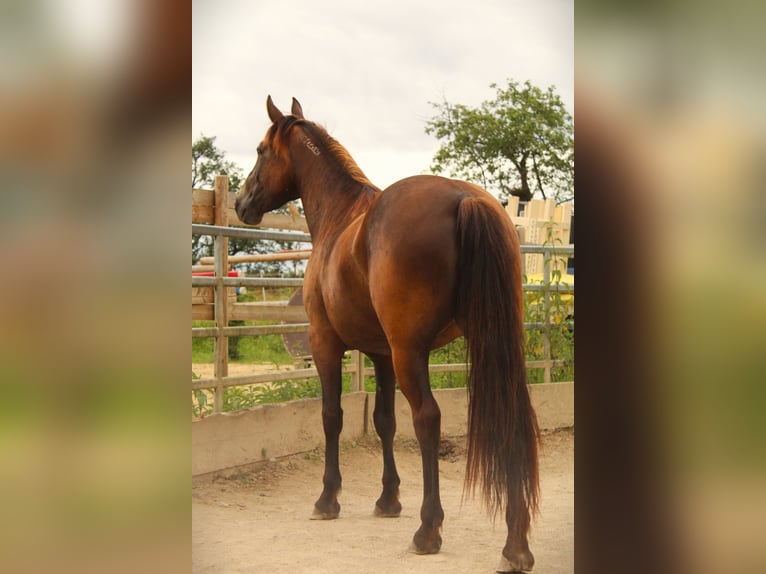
[192,428,573,573]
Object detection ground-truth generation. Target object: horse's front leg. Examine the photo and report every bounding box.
[309,329,347,520]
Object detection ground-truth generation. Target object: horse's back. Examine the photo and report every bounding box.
[380,174,486,203]
[367,174,468,265]
[367,175,476,237]
[366,174,504,269]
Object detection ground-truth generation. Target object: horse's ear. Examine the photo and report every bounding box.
[291,98,304,119]
[266,95,284,123]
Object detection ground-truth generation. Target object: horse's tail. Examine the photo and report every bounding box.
[455,194,540,524]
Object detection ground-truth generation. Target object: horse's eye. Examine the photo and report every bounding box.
[256,146,263,156]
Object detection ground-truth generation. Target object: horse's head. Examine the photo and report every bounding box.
[235,96,305,225]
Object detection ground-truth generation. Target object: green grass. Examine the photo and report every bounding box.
[192,322,293,366]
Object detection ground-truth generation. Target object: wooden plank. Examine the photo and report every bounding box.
[228,210,309,232]
[230,303,308,322]
[192,188,214,205]
[199,250,311,265]
[192,305,214,321]
[542,198,556,220]
[192,323,310,338]
[505,196,520,218]
[192,302,309,322]
[192,287,236,305]
[192,205,214,223]
[193,188,309,232]
[224,190,308,231]
[526,199,544,219]
[553,202,572,223]
[192,367,320,390]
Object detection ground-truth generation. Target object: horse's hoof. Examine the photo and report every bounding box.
[496,549,534,572]
[310,503,340,520]
[408,529,442,554]
[374,500,402,517]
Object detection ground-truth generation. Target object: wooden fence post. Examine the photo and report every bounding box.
[542,249,552,385]
[213,175,229,413]
[350,350,365,392]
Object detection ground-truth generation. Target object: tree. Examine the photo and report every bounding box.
[425,80,573,203]
[192,135,244,191]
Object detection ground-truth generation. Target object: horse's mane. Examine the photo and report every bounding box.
[290,119,380,192]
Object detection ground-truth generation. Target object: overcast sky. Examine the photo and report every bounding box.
[193,0,573,191]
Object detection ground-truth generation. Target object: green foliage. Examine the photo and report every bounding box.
[191,389,208,418]
[425,80,573,203]
[523,225,574,383]
[192,135,244,191]
[223,379,321,410]
[192,134,246,264]
[429,338,468,389]
[524,288,575,384]
[191,379,323,418]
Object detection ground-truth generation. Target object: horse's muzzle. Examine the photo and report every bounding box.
[234,195,263,225]
[234,195,245,220]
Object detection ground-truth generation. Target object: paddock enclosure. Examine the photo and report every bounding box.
[192,174,573,570]
[192,175,572,472]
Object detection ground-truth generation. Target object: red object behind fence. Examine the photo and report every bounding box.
[192,271,240,277]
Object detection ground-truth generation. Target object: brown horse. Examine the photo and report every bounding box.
[235,96,540,572]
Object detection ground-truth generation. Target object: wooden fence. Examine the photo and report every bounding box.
[192,175,573,414]
[506,195,573,276]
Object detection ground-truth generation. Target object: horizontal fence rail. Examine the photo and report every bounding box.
[192,204,573,414]
[192,223,312,242]
[192,276,305,288]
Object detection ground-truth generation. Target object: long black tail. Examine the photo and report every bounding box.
[455,195,540,523]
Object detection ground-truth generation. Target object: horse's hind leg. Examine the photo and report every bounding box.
[498,481,534,572]
[310,330,346,520]
[392,348,444,554]
[369,353,402,517]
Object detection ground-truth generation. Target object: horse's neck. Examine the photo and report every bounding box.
[296,159,376,245]
[303,182,374,245]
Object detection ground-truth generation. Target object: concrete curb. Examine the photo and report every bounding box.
[192,382,573,477]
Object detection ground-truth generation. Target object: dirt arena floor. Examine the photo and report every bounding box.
[192,428,573,573]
